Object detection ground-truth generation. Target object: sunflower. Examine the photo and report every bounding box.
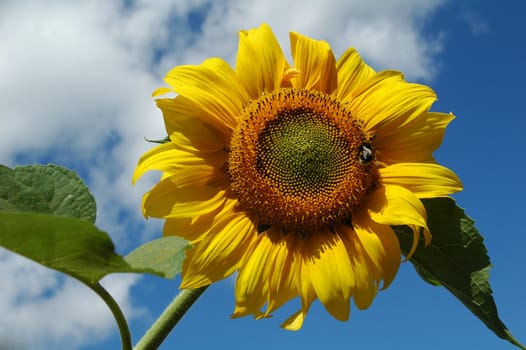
[134,23,462,330]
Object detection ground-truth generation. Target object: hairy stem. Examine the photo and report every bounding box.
[90,282,132,350]
[134,286,208,350]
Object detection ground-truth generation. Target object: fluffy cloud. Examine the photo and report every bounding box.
[159,0,445,79]
[0,0,448,348]
[0,250,142,349]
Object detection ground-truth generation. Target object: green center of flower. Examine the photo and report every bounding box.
[229,88,378,234]
[257,108,351,198]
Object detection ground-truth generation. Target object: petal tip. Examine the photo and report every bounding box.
[280,310,305,331]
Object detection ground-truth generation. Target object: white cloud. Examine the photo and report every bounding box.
[0,0,449,348]
[0,250,142,350]
[161,0,445,80]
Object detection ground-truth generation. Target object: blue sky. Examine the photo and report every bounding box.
[1,1,525,349]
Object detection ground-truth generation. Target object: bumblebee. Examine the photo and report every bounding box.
[358,142,375,165]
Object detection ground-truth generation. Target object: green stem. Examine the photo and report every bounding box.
[90,282,132,350]
[134,286,208,350]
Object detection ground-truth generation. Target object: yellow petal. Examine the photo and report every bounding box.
[350,72,436,136]
[261,230,299,317]
[232,229,274,317]
[163,198,238,240]
[289,31,337,93]
[142,180,226,219]
[281,310,305,331]
[281,265,316,330]
[181,212,256,288]
[233,227,299,320]
[350,212,401,290]
[177,166,229,189]
[347,69,401,99]
[374,112,455,164]
[301,229,352,321]
[335,224,378,310]
[155,96,231,150]
[335,47,376,102]
[380,163,463,198]
[152,86,172,97]
[366,185,428,229]
[164,58,249,131]
[365,185,431,257]
[133,142,186,183]
[236,23,289,98]
[162,217,201,240]
[133,142,226,184]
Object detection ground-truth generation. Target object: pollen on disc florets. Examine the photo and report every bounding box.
[228,88,378,234]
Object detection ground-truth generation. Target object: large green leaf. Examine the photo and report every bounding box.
[0,211,160,283]
[0,163,184,280]
[0,164,188,350]
[394,197,524,349]
[0,164,96,222]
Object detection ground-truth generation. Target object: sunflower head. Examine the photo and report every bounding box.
[229,88,379,234]
[134,23,462,330]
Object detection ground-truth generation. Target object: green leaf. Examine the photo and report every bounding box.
[0,164,96,223]
[394,197,525,349]
[0,211,142,350]
[144,135,170,144]
[0,163,171,350]
[125,236,190,279]
[0,163,181,280]
[0,212,155,283]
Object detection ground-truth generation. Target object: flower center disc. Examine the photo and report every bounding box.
[229,88,378,233]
